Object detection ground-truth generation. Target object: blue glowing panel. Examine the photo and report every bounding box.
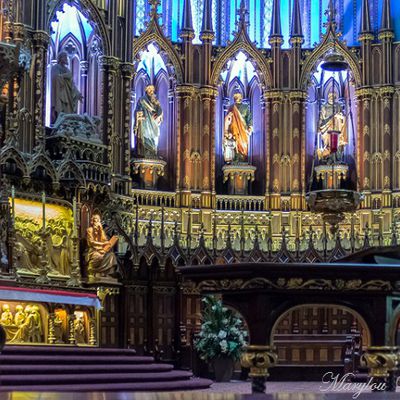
[135,0,147,35]
[262,0,273,46]
[223,51,256,86]
[393,0,400,40]
[51,4,93,45]
[309,0,320,45]
[192,0,204,44]
[136,43,168,78]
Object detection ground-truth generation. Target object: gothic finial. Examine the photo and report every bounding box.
[270,0,282,37]
[253,226,260,250]
[324,0,337,31]
[181,0,194,36]
[149,0,160,19]
[199,222,205,246]
[226,223,232,249]
[391,220,398,246]
[290,0,303,38]
[173,220,179,244]
[360,0,372,34]
[237,0,249,31]
[201,0,214,36]
[146,214,153,244]
[380,0,392,32]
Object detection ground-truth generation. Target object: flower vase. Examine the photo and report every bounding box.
[212,356,234,382]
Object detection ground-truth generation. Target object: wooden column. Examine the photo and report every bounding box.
[176,85,194,207]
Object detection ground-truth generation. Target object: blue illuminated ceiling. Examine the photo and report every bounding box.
[134,0,399,48]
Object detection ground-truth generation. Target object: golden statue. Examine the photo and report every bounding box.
[1,304,13,325]
[14,305,26,327]
[9,305,42,343]
[74,317,86,344]
[54,313,64,343]
[86,214,118,279]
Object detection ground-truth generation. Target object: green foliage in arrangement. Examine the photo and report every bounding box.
[194,296,248,362]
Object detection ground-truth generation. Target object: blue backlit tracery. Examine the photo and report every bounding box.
[132,0,400,48]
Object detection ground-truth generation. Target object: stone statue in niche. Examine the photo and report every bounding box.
[51,52,83,124]
[317,92,347,163]
[134,85,163,159]
[86,214,118,281]
[223,93,253,163]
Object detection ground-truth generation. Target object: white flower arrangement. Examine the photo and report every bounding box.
[194,296,248,362]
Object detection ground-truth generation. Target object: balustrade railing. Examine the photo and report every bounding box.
[216,195,265,211]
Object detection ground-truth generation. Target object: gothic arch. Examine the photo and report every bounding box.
[29,152,58,182]
[57,160,86,186]
[0,146,28,177]
[48,0,110,56]
[269,303,371,345]
[211,41,272,88]
[132,19,183,84]
[300,40,361,89]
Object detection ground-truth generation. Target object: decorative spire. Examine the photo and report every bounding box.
[201,0,214,36]
[360,0,372,34]
[270,0,282,37]
[149,0,160,20]
[324,0,338,32]
[380,0,392,31]
[181,0,194,36]
[237,0,249,31]
[290,0,303,38]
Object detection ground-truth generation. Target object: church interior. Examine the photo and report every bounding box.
[1,0,400,397]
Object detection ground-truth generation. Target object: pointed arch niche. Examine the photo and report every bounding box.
[305,60,357,192]
[132,43,176,191]
[216,51,266,195]
[46,3,103,127]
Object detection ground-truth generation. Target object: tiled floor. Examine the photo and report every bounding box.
[0,381,399,400]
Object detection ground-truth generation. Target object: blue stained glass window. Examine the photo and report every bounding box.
[51,4,93,46]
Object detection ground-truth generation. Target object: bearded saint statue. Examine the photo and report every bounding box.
[223,93,253,163]
[86,214,118,279]
[51,52,83,124]
[134,85,163,159]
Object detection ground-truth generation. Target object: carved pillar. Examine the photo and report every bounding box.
[68,313,76,345]
[382,88,394,207]
[31,31,49,149]
[268,92,282,210]
[176,85,194,207]
[79,60,88,114]
[200,87,216,208]
[289,92,305,210]
[356,89,372,208]
[119,62,134,194]
[264,94,271,207]
[99,56,119,162]
[89,317,97,346]
[47,313,56,344]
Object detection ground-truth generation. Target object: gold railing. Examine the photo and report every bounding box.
[216,195,265,211]
[133,189,177,208]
